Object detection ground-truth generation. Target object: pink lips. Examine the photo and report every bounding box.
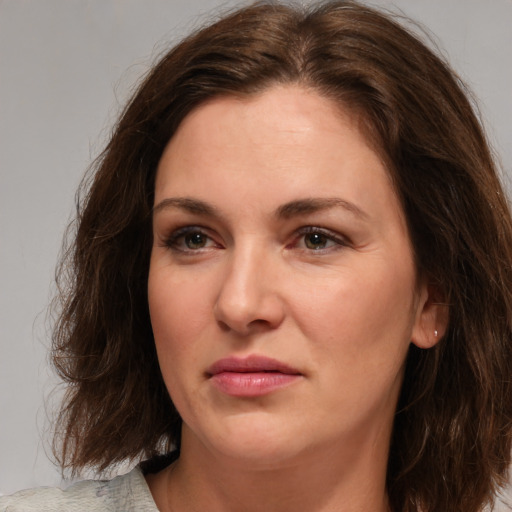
[206,355,302,397]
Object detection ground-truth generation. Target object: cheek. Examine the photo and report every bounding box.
[148,273,203,414]
[148,267,203,367]
[290,260,417,367]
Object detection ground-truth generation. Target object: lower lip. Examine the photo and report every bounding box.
[209,372,301,397]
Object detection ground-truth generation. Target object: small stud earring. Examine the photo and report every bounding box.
[434,329,438,337]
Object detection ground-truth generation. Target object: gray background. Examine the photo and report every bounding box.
[1,0,511,503]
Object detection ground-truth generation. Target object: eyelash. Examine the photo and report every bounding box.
[162,225,350,254]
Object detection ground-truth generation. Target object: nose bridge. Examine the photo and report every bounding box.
[214,238,283,333]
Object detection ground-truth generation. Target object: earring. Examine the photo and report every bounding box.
[434,329,438,337]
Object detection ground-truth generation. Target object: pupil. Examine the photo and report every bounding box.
[186,232,206,248]
[306,233,326,249]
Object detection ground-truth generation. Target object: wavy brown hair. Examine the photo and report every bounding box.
[52,1,512,510]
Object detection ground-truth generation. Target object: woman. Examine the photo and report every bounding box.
[2,1,511,511]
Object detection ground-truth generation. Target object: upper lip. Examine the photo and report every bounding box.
[206,355,301,376]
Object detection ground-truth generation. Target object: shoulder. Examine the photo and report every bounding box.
[0,467,158,512]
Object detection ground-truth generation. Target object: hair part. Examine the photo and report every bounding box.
[51,2,512,511]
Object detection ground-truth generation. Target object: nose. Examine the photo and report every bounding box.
[213,244,285,335]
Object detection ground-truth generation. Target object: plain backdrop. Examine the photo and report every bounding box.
[1,0,511,503]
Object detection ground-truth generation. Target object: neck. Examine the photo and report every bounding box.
[154,428,391,512]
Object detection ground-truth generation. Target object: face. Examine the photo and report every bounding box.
[148,85,435,468]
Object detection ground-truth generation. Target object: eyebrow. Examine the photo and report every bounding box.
[276,197,369,220]
[153,197,220,217]
[153,196,368,221]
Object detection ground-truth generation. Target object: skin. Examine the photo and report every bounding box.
[146,85,444,512]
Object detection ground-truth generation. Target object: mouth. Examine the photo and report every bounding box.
[206,355,302,397]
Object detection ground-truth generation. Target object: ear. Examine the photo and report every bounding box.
[411,282,449,349]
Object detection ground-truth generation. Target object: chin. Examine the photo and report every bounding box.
[187,414,311,468]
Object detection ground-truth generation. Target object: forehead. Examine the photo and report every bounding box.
[155,85,392,197]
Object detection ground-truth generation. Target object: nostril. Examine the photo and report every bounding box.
[216,319,231,332]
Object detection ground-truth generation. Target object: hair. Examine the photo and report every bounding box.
[51,1,512,511]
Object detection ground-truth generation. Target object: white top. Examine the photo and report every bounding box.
[0,467,159,511]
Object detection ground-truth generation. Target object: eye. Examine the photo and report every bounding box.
[183,231,209,249]
[292,227,348,252]
[303,232,332,250]
[164,227,219,252]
